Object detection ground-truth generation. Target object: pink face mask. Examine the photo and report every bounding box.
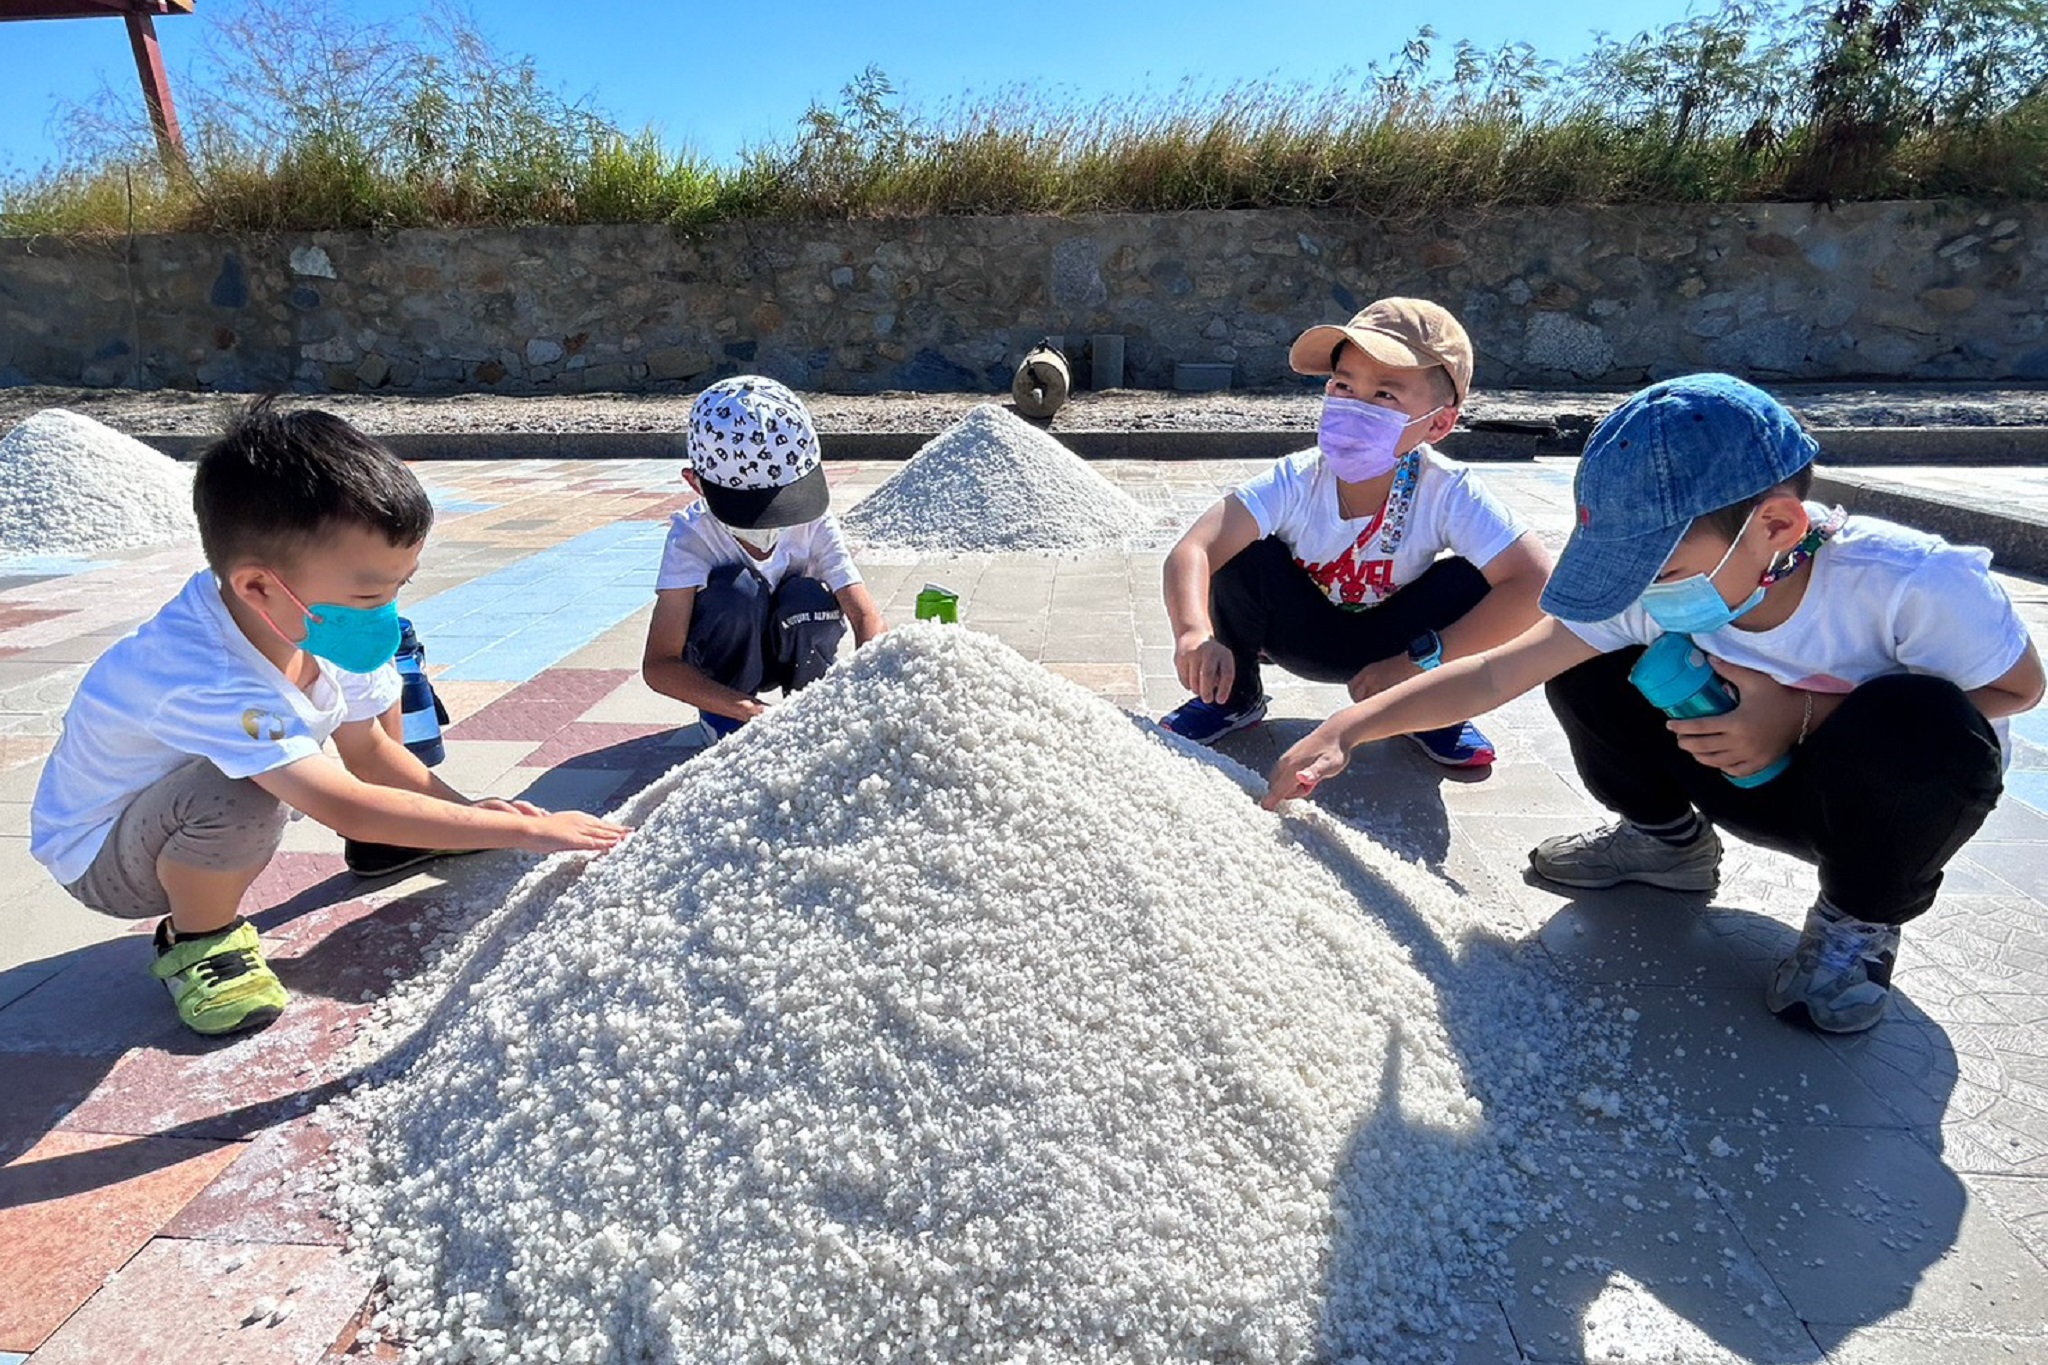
[1317,397,1443,482]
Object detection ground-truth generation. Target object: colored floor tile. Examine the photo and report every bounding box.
[403,520,668,682]
[161,1116,347,1245]
[0,1130,243,1352]
[26,1237,369,1365]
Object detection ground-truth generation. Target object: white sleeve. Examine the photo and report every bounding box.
[655,514,717,592]
[147,684,324,780]
[805,516,863,593]
[1889,544,2033,691]
[1231,454,1308,542]
[1559,604,1656,656]
[1435,466,1529,570]
[337,662,403,722]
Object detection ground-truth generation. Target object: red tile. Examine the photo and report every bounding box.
[442,696,588,742]
[59,991,365,1140]
[524,721,678,769]
[0,605,77,631]
[263,885,476,1003]
[28,1237,370,1365]
[0,1051,114,1163]
[443,668,636,743]
[0,1130,243,1352]
[161,1116,346,1245]
[245,853,355,919]
[512,667,636,704]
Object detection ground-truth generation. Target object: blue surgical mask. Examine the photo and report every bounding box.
[259,576,403,674]
[1638,510,1767,634]
[1318,397,1443,482]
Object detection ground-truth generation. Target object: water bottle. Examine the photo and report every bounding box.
[394,617,446,767]
[1628,633,1789,788]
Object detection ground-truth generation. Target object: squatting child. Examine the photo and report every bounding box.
[641,376,886,737]
[1160,297,1551,768]
[30,401,630,1037]
[1264,373,2044,1033]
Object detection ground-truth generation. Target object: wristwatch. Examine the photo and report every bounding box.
[1406,630,1444,671]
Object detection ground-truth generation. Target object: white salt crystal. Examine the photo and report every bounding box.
[842,405,1149,552]
[336,625,1632,1364]
[0,409,196,555]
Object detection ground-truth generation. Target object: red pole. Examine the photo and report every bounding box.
[124,7,187,172]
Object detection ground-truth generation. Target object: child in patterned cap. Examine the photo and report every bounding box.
[642,376,887,739]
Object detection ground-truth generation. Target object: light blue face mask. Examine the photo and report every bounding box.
[1638,508,1767,635]
[260,577,403,674]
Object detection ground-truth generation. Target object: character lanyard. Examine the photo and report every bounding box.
[1757,504,1847,588]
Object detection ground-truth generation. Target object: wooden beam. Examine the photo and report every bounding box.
[0,2,193,22]
[124,7,186,170]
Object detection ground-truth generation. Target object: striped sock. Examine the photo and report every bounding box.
[1631,812,1705,846]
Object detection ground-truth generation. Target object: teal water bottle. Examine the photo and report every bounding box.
[394,617,446,767]
[1628,633,1789,788]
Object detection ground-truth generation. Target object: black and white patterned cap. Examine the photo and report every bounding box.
[685,375,828,528]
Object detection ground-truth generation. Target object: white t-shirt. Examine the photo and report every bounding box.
[655,503,862,595]
[1232,445,1528,607]
[31,570,403,885]
[1562,510,2033,758]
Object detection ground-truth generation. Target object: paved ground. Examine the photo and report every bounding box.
[1,455,2046,1363]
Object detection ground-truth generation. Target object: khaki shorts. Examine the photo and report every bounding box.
[63,758,287,919]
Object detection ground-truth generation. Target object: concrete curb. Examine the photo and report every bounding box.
[1812,469,2048,578]
[140,424,2048,466]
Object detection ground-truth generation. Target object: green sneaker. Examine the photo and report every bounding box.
[150,917,288,1036]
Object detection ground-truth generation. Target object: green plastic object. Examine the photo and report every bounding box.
[1628,633,1789,787]
[915,583,960,624]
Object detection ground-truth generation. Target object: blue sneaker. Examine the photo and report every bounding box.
[1409,721,1496,768]
[698,711,745,743]
[1160,695,1269,746]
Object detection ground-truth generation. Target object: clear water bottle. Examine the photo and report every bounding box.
[394,617,446,767]
[1628,633,1790,788]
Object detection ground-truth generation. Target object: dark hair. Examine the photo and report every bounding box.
[1698,463,1816,542]
[193,397,434,573]
[1328,338,1460,408]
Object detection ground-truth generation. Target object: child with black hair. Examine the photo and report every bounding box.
[30,400,628,1037]
[1264,373,2044,1033]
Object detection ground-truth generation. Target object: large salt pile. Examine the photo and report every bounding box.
[341,626,1610,1364]
[0,408,196,555]
[842,403,1149,551]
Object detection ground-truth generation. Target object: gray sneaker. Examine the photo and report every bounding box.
[1765,900,1899,1033]
[1528,820,1722,892]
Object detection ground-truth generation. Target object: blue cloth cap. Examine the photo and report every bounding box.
[1540,373,1819,622]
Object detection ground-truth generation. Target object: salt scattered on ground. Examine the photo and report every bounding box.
[0,408,196,555]
[336,625,1634,1364]
[842,404,1152,553]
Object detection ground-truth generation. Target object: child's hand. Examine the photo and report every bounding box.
[1347,655,1416,703]
[519,810,631,855]
[1176,634,1236,704]
[1262,725,1351,809]
[1667,659,1805,778]
[473,796,547,817]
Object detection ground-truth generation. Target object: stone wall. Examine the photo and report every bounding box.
[1,201,2041,395]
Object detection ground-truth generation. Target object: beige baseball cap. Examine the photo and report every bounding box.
[1288,297,1473,405]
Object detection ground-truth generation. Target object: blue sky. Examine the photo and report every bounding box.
[0,0,1695,173]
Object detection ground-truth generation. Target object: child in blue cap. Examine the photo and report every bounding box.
[1264,373,2043,1033]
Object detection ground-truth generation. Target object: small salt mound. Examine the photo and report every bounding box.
[0,409,196,555]
[843,404,1149,552]
[341,627,1596,1364]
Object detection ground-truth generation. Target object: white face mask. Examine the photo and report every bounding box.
[719,519,782,555]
